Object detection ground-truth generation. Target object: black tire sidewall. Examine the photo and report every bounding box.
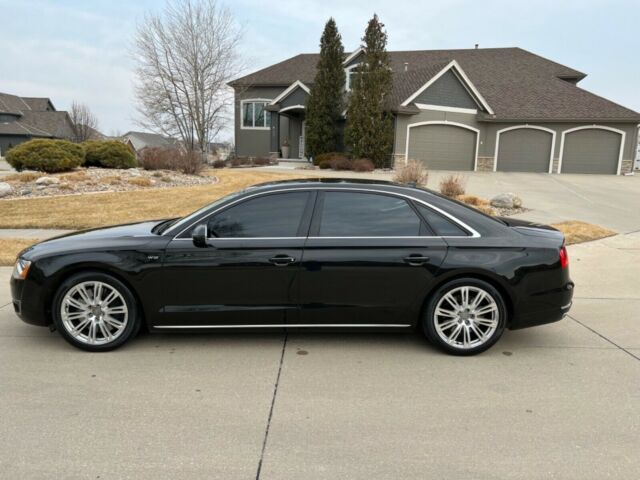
[423,278,507,356]
[52,271,140,352]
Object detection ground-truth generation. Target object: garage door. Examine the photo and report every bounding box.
[561,128,621,174]
[496,128,552,172]
[407,124,476,170]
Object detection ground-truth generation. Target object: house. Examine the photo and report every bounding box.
[0,92,76,156]
[229,47,640,174]
[121,131,181,158]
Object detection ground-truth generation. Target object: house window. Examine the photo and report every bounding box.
[345,65,361,91]
[241,100,271,129]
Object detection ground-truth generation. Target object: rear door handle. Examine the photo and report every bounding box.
[269,255,296,266]
[403,254,431,266]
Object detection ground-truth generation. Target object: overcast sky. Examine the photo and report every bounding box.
[2,0,638,140]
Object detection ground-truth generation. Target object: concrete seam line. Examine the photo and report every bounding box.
[256,332,288,480]
[0,302,11,309]
[568,314,640,362]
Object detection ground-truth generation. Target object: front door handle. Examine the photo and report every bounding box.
[403,254,431,266]
[269,255,296,266]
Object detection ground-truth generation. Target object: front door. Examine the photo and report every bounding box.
[298,191,447,326]
[157,191,314,327]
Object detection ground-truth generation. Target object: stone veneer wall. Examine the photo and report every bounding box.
[621,159,633,174]
[476,157,494,171]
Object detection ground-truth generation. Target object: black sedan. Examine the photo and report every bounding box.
[10,179,573,355]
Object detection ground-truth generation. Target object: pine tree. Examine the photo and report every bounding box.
[345,14,394,167]
[305,18,345,159]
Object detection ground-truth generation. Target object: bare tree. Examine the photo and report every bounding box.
[70,101,100,142]
[132,0,243,153]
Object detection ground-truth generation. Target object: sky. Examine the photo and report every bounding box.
[1,0,639,141]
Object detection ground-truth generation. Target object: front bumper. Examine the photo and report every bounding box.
[10,276,50,327]
[509,280,574,330]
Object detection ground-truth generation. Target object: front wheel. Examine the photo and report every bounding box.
[423,278,506,355]
[52,272,141,352]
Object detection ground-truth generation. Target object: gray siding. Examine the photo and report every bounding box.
[234,86,285,157]
[412,70,478,110]
[279,88,308,109]
[562,129,620,174]
[496,128,553,172]
[407,124,476,170]
[0,135,30,156]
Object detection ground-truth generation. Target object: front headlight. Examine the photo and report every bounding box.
[12,258,31,280]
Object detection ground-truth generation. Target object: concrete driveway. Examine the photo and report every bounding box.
[1,232,639,479]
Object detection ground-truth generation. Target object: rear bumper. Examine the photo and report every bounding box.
[509,281,574,330]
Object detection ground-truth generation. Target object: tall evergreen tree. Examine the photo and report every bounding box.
[345,14,394,167]
[305,18,345,159]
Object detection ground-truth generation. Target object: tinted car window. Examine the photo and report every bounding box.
[318,192,421,237]
[417,205,468,236]
[207,192,309,238]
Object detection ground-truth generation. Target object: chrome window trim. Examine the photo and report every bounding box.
[155,324,412,329]
[166,187,481,239]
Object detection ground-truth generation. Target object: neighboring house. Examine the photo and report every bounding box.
[0,92,76,156]
[229,47,640,174]
[121,131,180,158]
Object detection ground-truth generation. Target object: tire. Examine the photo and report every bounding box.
[52,271,141,352]
[423,278,507,356]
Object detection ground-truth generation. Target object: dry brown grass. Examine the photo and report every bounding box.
[127,177,153,187]
[0,170,314,229]
[60,171,89,183]
[4,172,42,183]
[456,194,489,207]
[551,220,616,245]
[0,239,38,266]
[439,174,467,198]
[393,159,429,186]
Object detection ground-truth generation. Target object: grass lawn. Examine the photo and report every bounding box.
[0,169,316,230]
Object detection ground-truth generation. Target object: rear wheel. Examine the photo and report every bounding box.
[423,278,506,355]
[52,272,140,352]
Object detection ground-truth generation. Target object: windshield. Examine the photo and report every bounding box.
[161,189,248,236]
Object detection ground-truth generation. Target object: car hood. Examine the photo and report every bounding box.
[19,220,170,260]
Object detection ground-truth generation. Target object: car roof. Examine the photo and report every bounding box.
[245,177,430,193]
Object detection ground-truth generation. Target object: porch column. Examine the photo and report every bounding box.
[269,111,280,158]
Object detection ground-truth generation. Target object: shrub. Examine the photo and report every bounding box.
[140,147,204,175]
[351,158,375,172]
[318,159,332,169]
[140,147,180,170]
[212,159,226,169]
[393,159,428,186]
[252,156,272,166]
[176,150,204,175]
[127,177,153,187]
[330,157,352,170]
[314,151,348,166]
[439,174,467,198]
[6,139,84,173]
[84,140,136,169]
[229,156,273,168]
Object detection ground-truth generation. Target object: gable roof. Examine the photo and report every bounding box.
[0,91,76,138]
[229,47,640,122]
[122,131,180,151]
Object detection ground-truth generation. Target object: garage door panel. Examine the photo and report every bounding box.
[562,129,620,174]
[408,124,475,171]
[497,128,552,172]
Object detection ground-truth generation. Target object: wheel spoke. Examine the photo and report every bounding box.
[470,323,484,341]
[476,318,497,327]
[71,317,91,334]
[438,318,458,330]
[436,307,457,319]
[98,322,111,341]
[475,305,497,317]
[66,297,87,310]
[470,290,487,310]
[102,290,118,307]
[103,315,124,330]
[460,287,469,306]
[105,306,127,316]
[447,324,463,343]
[93,282,103,303]
[443,293,461,310]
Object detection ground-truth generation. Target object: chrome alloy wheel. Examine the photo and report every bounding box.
[60,281,129,346]
[434,286,499,350]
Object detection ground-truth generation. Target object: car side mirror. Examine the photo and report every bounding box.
[192,224,208,248]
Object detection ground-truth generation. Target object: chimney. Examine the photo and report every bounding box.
[475,44,479,49]
[404,62,409,72]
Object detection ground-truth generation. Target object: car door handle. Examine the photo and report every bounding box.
[269,255,296,266]
[403,254,431,266]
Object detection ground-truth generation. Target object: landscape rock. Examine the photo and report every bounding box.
[128,169,142,177]
[0,182,12,198]
[35,176,60,185]
[491,193,523,209]
[20,188,32,196]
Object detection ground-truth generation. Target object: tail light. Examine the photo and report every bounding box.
[559,245,569,269]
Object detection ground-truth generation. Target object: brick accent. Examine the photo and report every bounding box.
[552,158,560,174]
[392,154,407,169]
[476,157,494,171]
